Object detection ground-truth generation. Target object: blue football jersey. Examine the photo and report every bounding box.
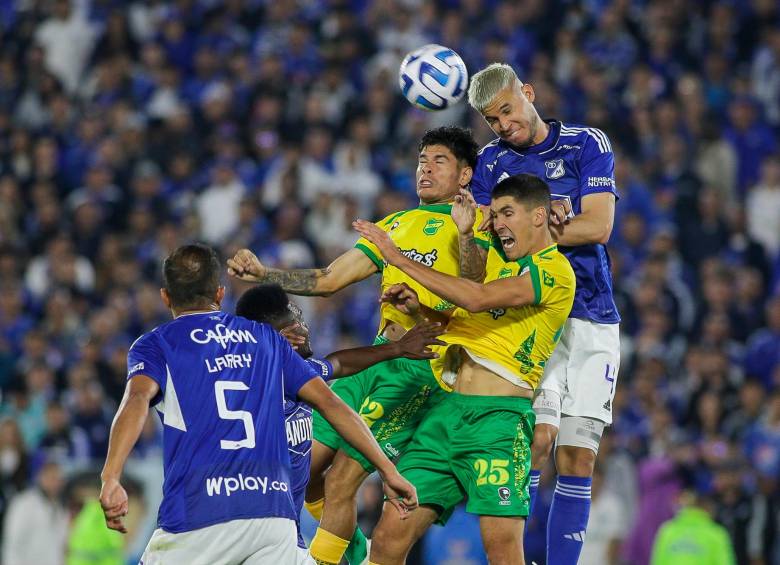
[472,120,621,323]
[127,311,318,533]
[286,357,333,548]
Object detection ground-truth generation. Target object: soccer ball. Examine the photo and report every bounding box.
[398,44,468,111]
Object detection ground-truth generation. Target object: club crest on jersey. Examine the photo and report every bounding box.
[545,159,565,179]
[498,486,512,506]
[423,218,445,235]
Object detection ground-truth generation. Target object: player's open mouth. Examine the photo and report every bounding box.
[418,180,433,188]
[499,236,515,249]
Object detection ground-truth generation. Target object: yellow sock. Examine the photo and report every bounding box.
[309,527,350,565]
[304,498,325,521]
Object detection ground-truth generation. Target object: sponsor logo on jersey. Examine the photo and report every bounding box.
[205,474,289,497]
[286,411,313,455]
[390,221,400,231]
[128,361,144,375]
[545,159,565,179]
[190,324,258,349]
[498,267,513,279]
[497,171,510,183]
[398,248,438,267]
[423,218,445,235]
[558,144,581,150]
[586,176,615,188]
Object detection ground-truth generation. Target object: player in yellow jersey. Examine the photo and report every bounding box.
[353,173,575,565]
[227,126,491,565]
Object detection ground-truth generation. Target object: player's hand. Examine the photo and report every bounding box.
[279,323,306,350]
[452,188,478,235]
[227,249,268,282]
[395,321,445,360]
[353,220,401,265]
[549,199,573,226]
[477,204,493,232]
[381,469,418,519]
[100,478,129,534]
[381,283,421,316]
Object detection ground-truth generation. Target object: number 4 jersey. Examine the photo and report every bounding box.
[127,311,318,533]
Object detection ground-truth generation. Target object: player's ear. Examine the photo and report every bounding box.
[535,206,547,227]
[459,165,473,188]
[215,286,226,307]
[160,288,171,310]
[520,83,535,103]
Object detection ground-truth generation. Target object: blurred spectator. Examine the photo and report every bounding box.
[1,460,67,565]
[746,157,780,259]
[650,485,737,565]
[196,161,246,245]
[744,296,780,389]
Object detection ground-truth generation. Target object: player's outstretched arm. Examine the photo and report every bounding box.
[227,247,378,296]
[100,375,159,533]
[325,321,445,377]
[549,192,615,246]
[355,220,537,313]
[297,378,418,517]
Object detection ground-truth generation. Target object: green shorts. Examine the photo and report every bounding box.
[312,346,447,472]
[397,392,535,524]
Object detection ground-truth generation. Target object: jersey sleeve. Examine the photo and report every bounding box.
[471,150,495,206]
[305,358,335,382]
[354,212,402,271]
[276,331,319,398]
[578,129,619,199]
[127,333,167,402]
[472,208,492,250]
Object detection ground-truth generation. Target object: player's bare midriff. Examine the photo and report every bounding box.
[380,320,407,341]
[454,354,534,399]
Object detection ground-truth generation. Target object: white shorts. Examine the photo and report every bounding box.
[140,517,298,565]
[537,318,619,425]
[297,547,316,564]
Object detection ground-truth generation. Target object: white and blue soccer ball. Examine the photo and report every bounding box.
[398,44,468,111]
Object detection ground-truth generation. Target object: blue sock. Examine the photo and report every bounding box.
[546,475,592,565]
[528,469,541,518]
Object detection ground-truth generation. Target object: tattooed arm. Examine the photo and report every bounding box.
[228,248,378,296]
[459,232,488,282]
[452,188,487,282]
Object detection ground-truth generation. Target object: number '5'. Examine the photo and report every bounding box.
[473,458,510,485]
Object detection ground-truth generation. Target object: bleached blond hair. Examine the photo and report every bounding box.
[467,63,523,113]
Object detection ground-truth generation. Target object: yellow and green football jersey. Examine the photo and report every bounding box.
[431,242,575,390]
[355,204,490,332]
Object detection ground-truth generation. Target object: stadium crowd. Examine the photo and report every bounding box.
[0,0,779,563]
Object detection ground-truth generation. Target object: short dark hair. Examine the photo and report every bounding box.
[235,284,291,326]
[491,173,551,214]
[162,244,221,309]
[418,126,478,169]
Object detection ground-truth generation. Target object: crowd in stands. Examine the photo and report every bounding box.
[0,0,779,563]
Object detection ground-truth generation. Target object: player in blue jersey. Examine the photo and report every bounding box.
[234,284,444,564]
[467,63,620,565]
[99,244,418,565]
